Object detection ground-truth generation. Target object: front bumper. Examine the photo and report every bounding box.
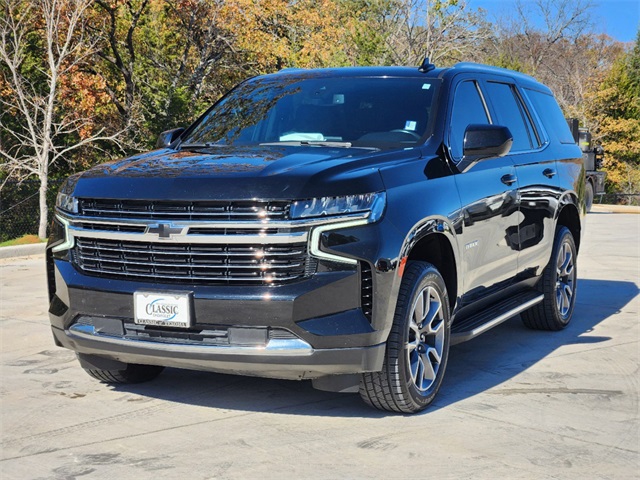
[46,206,405,380]
[48,257,387,379]
[51,323,385,380]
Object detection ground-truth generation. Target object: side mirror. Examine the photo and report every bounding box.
[458,124,513,173]
[155,127,185,149]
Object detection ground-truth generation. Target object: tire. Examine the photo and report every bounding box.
[585,181,594,213]
[360,261,450,413]
[521,226,577,331]
[82,363,164,384]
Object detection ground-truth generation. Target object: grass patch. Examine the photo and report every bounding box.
[0,234,46,247]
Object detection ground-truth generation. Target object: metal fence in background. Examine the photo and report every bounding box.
[596,193,640,206]
[0,179,62,242]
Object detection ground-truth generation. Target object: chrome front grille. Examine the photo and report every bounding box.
[78,199,290,221]
[73,238,309,285]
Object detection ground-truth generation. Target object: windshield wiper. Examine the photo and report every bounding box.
[180,142,227,149]
[260,141,354,148]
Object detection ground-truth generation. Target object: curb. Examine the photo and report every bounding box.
[0,243,47,259]
[591,204,640,214]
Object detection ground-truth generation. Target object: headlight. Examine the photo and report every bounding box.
[290,192,386,222]
[56,192,78,214]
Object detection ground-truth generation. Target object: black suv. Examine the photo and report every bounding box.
[47,62,584,413]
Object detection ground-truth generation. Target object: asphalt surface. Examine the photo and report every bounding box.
[1,213,638,479]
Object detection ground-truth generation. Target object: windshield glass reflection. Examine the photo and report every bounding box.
[182,75,438,150]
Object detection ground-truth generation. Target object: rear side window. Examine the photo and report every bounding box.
[485,82,535,152]
[524,89,575,144]
[449,81,490,161]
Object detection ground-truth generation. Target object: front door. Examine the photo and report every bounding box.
[447,78,520,305]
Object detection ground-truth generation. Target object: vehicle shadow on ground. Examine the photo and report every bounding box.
[112,278,638,418]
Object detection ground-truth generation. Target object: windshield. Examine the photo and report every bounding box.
[181,75,439,150]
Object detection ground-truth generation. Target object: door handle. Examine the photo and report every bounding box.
[501,173,517,186]
[543,168,557,178]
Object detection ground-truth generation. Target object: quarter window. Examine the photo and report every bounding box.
[525,88,575,144]
[449,81,490,161]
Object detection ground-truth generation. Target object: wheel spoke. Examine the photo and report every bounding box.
[562,288,570,313]
[408,350,418,382]
[413,290,425,323]
[426,346,442,366]
[560,249,572,277]
[422,300,442,334]
[415,355,425,387]
[564,282,573,300]
[563,284,572,307]
[557,243,565,273]
[420,351,436,383]
[409,317,420,336]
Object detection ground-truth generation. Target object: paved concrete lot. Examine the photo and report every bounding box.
[1,213,638,479]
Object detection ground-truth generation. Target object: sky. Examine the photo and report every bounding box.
[466,0,640,43]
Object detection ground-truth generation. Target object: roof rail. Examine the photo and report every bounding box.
[277,68,306,73]
[453,62,537,81]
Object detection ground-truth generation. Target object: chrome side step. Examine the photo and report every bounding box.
[451,292,544,345]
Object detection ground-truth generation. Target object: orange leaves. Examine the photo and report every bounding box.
[58,66,114,139]
[224,0,358,71]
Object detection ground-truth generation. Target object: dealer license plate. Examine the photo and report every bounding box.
[134,291,192,328]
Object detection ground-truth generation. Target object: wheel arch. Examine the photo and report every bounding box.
[556,203,582,252]
[405,232,458,314]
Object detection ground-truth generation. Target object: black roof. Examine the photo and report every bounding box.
[272,62,551,93]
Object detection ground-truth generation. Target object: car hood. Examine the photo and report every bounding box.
[69,145,413,200]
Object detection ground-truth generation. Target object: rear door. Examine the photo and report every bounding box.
[481,79,560,281]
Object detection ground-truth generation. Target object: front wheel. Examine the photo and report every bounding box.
[78,353,165,384]
[522,226,577,330]
[360,261,450,413]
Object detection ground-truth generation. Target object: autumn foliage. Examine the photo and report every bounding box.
[1,0,639,240]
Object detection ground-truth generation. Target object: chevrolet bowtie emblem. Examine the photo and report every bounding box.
[147,223,183,239]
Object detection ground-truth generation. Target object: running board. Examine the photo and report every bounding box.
[451,291,544,345]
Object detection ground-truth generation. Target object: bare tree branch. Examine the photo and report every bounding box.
[0,0,125,238]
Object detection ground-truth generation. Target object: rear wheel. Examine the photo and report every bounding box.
[585,181,594,213]
[522,226,577,330]
[360,261,450,413]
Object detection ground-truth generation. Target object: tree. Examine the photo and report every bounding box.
[87,0,239,145]
[83,0,373,151]
[484,0,612,118]
[587,31,640,201]
[499,0,595,73]
[0,0,122,238]
[386,0,491,66]
[228,0,362,70]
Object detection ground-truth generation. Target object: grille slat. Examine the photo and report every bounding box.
[75,244,304,257]
[73,238,308,285]
[78,222,146,233]
[78,199,290,222]
[77,266,304,283]
[76,255,304,270]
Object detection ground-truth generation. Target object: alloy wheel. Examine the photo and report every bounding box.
[555,240,576,319]
[406,286,445,392]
